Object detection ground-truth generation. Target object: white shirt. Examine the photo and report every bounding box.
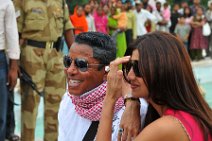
[152,10,163,23]
[134,9,157,36]
[148,0,166,11]
[58,92,148,141]
[152,10,170,32]
[86,14,96,32]
[0,0,20,59]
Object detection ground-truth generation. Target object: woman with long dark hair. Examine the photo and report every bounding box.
[96,31,212,141]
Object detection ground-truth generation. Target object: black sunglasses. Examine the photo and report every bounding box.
[63,55,104,72]
[122,60,142,82]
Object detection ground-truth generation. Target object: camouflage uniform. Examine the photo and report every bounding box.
[13,0,73,141]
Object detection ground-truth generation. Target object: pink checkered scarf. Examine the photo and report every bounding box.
[68,81,124,121]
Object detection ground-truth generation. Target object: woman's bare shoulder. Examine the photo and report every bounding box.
[134,116,190,141]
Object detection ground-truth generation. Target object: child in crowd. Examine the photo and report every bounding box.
[162,2,171,23]
[174,15,191,51]
[112,4,128,30]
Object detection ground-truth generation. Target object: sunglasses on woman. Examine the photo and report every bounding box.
[122,60,142,82]
[63,55,104,72]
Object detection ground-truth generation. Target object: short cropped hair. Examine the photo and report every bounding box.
[75,32,116,66]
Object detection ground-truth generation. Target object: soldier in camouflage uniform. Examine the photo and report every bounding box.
[13,0,74,141]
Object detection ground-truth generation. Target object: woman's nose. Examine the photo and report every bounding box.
[127,67,136,80]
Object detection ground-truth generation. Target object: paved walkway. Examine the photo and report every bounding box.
[192,57,212,67]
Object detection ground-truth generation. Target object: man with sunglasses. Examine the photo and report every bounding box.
[58,32,148,141]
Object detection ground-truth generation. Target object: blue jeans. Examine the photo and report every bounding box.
[0,51,8,141]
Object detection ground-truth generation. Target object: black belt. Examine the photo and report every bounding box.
[27,40,56,48]
[0,50,5,52]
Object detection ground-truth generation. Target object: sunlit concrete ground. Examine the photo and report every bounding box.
[13,57,212,141]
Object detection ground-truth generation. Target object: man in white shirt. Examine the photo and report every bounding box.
[58,32,147,141]
[148,0,166,10]
[0,0,20,140]
[134,1,157,37]
[84,3,96,32]
[152,1,171,32]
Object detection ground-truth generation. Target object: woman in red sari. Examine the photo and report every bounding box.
[70,5,88,35]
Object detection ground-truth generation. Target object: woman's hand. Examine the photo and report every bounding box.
[106,56,130,101]
[96,56,130,141]
[122,79,131,97]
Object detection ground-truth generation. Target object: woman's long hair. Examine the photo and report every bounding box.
[131,31,212,140]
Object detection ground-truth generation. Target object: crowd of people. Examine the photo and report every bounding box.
[69,0,212,60]
[0,0,212,141]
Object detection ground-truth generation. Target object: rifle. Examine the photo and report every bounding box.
[19,66,43,96]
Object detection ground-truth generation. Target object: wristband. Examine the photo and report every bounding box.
[124,94,140,105]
